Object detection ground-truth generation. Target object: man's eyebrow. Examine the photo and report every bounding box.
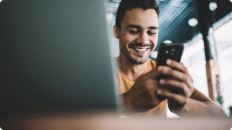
[126,24,141,29]
[148,26,158,29]
[126,25,158,30]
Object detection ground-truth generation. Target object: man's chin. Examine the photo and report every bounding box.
[128,57,148,65]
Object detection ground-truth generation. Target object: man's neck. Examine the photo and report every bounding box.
[117,55,148,81]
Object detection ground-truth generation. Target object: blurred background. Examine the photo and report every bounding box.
[105,0,232,117]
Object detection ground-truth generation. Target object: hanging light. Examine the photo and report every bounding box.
[150,51,158,59]
[209,2,217,11]
[163,40,172,43]
[188,18,198,27]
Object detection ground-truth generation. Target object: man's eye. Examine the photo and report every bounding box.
[148,31,156,35]
[129,30,139,34]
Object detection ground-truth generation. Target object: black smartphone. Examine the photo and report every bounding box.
[156,43,184,80]
[156,43,184,67]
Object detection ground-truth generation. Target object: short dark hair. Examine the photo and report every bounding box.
[115,0,159,30]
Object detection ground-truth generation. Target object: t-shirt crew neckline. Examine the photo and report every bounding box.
[116,59,152,82]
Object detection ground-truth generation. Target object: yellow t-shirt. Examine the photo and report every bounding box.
[116,58,167,117]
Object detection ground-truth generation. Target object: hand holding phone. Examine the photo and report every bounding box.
[156,43,184,79]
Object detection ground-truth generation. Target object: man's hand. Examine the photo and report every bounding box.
[156,59,194,113]
[122,66,169,113]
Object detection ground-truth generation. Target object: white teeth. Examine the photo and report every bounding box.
[135,48,146,52]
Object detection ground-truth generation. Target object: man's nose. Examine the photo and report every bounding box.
[137,32,149,44]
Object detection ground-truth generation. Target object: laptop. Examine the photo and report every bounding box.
[0,0,118,114]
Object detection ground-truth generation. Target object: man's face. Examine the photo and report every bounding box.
[115,8,158,64]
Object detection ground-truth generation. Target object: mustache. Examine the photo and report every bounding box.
[128,43,154,48]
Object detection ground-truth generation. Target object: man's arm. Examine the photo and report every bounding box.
[157,59,227,117]
[178,88,226,117]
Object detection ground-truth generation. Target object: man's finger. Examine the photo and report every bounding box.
[161,68,193,90]
[166,59,186,72]
[149,66,172,79]
[159,79,192,96]
[157,90,186,105]
[166,59,193,82]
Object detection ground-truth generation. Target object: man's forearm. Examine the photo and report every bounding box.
[175,99,227,117]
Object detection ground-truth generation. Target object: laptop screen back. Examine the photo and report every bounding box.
[0,0,118,113]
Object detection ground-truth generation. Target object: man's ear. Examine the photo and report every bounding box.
[113,25,120,39]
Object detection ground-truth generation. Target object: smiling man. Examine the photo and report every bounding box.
[113,0,226,117]
[118,8,157,65]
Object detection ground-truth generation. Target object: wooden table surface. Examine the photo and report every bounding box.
[0,112,231,130]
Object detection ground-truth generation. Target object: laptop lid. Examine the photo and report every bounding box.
[0,0,118,113]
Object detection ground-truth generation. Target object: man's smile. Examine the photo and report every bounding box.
[130,46,151,56]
